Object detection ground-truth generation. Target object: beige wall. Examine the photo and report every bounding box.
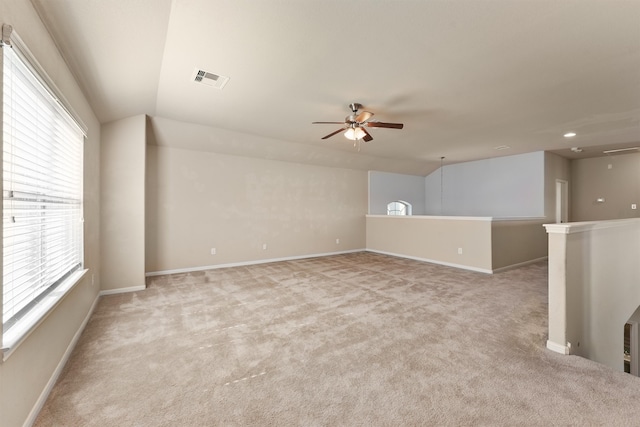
[571,152,640,222]
[146,145,367,273]
[366,216,546,273]
[149,116,432,175]
[545,219,640,371]
[100,115,146,291]
[0,2,101,426]
[491,220,548,270]
[366,216,493,272]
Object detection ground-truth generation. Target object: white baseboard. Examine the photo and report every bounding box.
[23,293,100,427]
[365,249,493,274]
[145,249,365,277]
[491,256,548,274]
[546,340,571,355]
[99,285,146,296]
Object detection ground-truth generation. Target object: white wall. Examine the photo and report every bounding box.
[0,2,101,426]
[146,142,368,274]
[100,115,146,292]
[545,219,640,371]
[368,171,426,214]
[424,152,546,217]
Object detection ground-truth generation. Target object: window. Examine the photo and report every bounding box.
[387,200,412,216]
[2,28,85,351]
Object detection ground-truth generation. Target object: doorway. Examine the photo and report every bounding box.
[625,322,639,375]
[555,179,569,223]
[625,308,640,376]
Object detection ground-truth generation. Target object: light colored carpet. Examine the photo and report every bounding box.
[34,252,640,426]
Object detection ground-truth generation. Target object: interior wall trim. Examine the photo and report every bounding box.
[491,257,548,274]
[547,340,571,355]
[99,285,146,296]
[544,218,640,235]
[365,249,493,274]
[23,293,100,427]
[145,249,366,277]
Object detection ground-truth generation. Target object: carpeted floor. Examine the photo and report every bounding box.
[34,252,640,426]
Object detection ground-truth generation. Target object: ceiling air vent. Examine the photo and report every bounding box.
[192,68,229,90]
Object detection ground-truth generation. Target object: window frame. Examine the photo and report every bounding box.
[386,200,412,216]
[1,26,88,358]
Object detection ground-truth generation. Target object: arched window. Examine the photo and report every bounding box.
[387,200,412,216]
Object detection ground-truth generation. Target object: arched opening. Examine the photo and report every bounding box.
[387,200,412,216]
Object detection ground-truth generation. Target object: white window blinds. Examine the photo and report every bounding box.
[2,39,84,337]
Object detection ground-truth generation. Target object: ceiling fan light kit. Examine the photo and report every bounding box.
[344,126,366,141]
[312,102,404,148]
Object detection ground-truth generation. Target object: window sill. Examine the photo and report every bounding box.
[2,269,88,362]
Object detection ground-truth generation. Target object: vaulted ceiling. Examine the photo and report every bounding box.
[31,0,640,174]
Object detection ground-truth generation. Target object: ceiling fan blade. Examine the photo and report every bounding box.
[312,121,346,125]
[366,121,404,129]
[321,127,347,139]
[355,110,373,123]
[362,128,373,142]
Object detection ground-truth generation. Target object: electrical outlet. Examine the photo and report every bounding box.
[457,248,463,255]
[336,238,340,244]
[210,248,216,255]
[632,204,637,210]
[262,243,267,250]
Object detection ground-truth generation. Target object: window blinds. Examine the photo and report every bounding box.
[2,42,84,333]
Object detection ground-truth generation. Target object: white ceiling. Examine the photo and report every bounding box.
[32,0,640,175]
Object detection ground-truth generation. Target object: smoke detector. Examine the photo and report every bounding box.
[191,68,229,90]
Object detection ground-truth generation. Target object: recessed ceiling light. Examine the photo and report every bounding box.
[564,132,577,138]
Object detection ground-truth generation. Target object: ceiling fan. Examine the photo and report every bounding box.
[312,103,404,143]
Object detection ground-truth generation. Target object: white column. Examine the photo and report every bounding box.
[544,224,571,354]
